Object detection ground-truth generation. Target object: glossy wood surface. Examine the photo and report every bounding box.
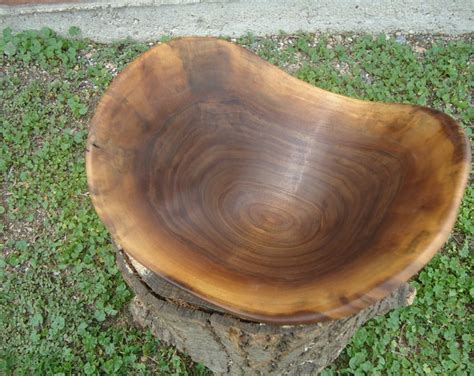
[87,37,470,324]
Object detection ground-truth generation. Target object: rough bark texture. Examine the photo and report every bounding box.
[117,249,416,375]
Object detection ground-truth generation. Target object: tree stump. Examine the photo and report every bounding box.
[117,249,416,375]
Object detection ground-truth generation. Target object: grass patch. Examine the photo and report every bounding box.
[1,28,472,375]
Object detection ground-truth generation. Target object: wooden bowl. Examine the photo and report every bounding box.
[87,37,470,324]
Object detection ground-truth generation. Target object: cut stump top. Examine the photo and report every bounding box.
[87,37,470,324]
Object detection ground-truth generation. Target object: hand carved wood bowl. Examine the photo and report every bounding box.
[87,37,470,324]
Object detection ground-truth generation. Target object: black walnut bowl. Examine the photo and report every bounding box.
[87,37,471,324]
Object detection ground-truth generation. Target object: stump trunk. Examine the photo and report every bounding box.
[117,249,416,375]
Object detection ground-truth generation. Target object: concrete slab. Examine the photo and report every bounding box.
[1,0,473,42]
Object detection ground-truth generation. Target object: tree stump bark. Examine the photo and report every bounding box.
[116,249,416,375]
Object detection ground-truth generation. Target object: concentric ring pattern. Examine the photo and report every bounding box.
[87,37,470,324]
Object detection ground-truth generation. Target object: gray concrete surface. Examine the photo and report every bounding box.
[1,0,473,41]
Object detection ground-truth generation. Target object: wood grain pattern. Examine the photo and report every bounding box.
[86,37,471,324]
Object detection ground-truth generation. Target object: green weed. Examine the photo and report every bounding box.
[1,28,472,375]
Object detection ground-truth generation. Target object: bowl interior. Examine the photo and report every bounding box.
[134,98,406,281]
[87,38,470,323]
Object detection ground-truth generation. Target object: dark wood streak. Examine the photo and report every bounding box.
[416,106,471,164]
[106,90,152,132]
[86,37,471,324]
